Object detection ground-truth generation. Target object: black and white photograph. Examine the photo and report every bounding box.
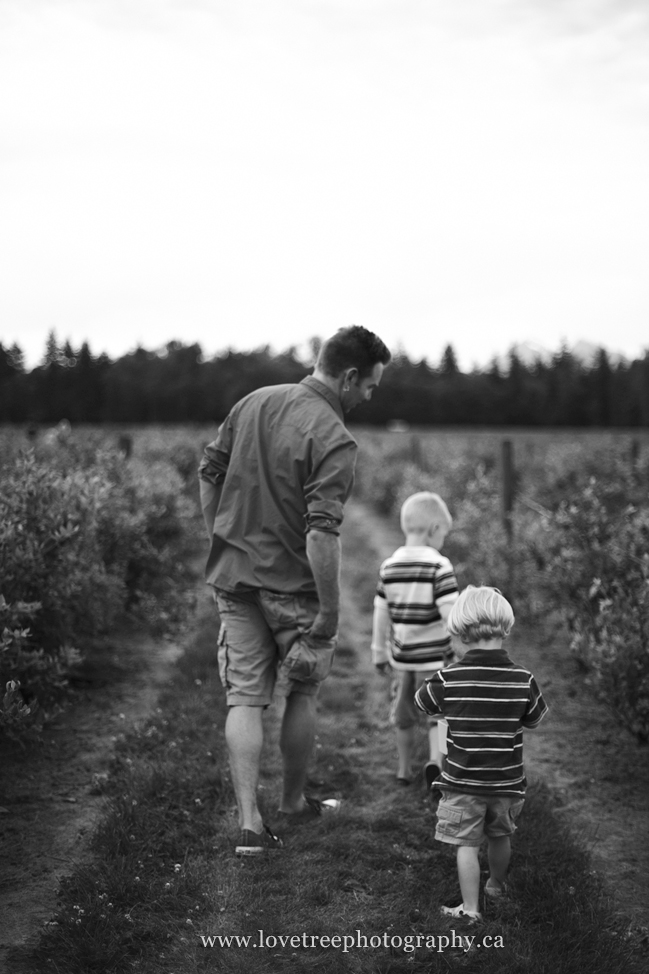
[1,2,648,971]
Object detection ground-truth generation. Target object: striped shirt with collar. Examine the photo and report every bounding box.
[414,647,548,796]
[373,546,458,671]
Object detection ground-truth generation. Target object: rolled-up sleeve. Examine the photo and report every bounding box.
[303,441,357,535]
[198,420,232,486]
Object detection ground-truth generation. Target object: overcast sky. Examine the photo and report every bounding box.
[1,0,648,370]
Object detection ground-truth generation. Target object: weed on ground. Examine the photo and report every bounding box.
[25,503,648,974]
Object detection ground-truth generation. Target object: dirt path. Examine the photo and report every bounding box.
[0,632,185,972]
[347,500,649,934]
[1,502,648,972]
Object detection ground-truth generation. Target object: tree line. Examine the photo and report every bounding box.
[1,332,648,427]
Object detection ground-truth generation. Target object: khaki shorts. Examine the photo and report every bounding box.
[435,790,525,847]
[214,588,337,707]
[389,669,440,729]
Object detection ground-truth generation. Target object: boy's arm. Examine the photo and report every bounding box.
[437,594,460,655]
[522,674,549,728]
[414,671,444,716]
[371,595,391,670]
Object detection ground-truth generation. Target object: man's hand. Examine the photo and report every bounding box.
[308,610,339,641]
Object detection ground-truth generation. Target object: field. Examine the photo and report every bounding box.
[1,424,648,972]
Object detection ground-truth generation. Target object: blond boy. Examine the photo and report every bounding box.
[415,586,548,922]
[371,491,459,787]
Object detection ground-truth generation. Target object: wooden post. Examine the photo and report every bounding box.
[410,433,424,469]
[501,440,514,541]
[118,433,133,459]
[631,438,640,480]
[501,440,514,600]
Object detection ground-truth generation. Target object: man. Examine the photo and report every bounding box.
[199,325,391,855]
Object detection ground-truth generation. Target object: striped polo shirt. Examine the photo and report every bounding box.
[414,648,548,796]
[374,546,458,670]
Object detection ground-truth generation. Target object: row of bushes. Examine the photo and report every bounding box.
[0,438,204,735]
[354,430,649,741]
[549,486,649,741]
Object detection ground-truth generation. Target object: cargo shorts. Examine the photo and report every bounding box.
[213,587,337,707]
[435,789,525,847]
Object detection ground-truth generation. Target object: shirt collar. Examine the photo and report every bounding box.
[301,375,345,421]
[458,648,513,667]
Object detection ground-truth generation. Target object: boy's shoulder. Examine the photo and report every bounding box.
[509,656,538,687]
[382,545,454,568]
[437,658,464,677]
[500,655,539,680]
[445,652,539,682]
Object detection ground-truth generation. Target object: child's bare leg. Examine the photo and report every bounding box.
[396,726,415,779]
[456,845,481,914]
[427,723,442,766]
[392,671,417,779]
[487,835,511,889]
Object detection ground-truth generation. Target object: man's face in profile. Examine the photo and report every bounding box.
[342,362,384,413]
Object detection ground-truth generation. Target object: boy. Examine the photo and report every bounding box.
[415,586,548,922]
[371,491,459,788]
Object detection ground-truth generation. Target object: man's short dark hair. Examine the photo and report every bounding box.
[318,325,391,379]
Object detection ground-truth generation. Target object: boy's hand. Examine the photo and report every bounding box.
[375,662,391,675]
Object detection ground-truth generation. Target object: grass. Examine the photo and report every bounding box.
[26,503,648,974]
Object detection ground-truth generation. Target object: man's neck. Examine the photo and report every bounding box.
[312,367,344,402]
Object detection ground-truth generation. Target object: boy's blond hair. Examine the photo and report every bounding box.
[447,585,514,643]
[400,491,452,535]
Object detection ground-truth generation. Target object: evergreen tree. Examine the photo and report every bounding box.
[8,343,25,373]
[2,333,648,428]
[593,348,612,425]
[439,344,459,376]
[43,330,62,367]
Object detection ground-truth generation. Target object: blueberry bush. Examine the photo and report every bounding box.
[0,431,203,734]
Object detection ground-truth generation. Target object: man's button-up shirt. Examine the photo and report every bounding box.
[198,375,357,595]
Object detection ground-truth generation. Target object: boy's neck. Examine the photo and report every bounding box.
[404,530,434,548]
[462,638,504,651]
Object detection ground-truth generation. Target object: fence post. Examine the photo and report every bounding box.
[631,438,640,480]
[118,433,133,459]
[410,433,423,469]
[501,440,515,599]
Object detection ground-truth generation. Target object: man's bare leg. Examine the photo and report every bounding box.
[278,692,317,813]
[225,704,264,833]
